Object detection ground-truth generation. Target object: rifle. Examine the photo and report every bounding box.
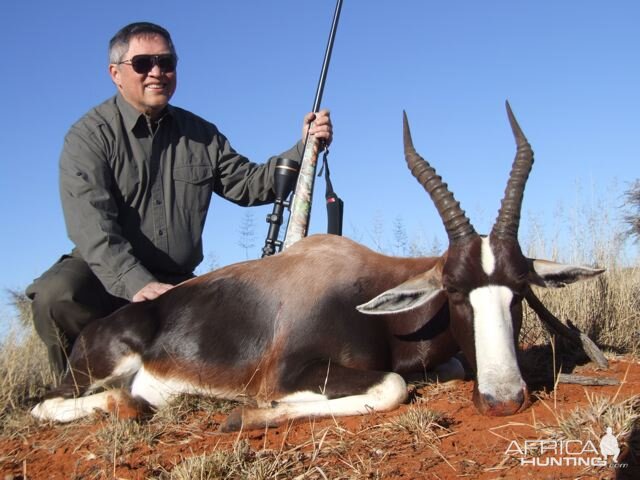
[280,0,344,250]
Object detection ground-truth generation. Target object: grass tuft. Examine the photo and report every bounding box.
[154,439,311,480]
[386,404,452,446]
[0,320,52,432]
[540,393,640,445]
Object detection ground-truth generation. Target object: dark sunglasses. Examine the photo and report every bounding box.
[118,54,177,74]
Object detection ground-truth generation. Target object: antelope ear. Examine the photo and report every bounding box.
[527,258,605,288]
[357,268,445,315]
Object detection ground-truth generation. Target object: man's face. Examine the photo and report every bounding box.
[109,34,177,118]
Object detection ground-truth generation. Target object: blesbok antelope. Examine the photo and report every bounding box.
[32,102,605,430]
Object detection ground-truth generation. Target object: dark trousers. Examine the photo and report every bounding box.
[26,253,128,379]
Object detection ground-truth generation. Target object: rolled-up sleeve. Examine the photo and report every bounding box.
[59,125,155,299]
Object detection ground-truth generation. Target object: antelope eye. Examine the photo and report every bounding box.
[445,286,461,296]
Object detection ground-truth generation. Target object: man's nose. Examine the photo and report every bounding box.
[148,63,162,76]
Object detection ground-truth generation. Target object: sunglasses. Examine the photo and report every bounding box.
[118,54,177,74]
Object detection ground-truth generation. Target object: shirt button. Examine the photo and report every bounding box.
[155,199,162,205]
[158,229,164,236]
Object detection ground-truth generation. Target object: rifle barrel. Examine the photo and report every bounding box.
[312,0,343,113]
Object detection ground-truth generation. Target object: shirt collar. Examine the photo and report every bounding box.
[116,93,172,132]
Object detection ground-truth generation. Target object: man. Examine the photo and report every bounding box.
[26,22,333,378]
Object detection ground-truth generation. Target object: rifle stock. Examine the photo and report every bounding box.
[281,0,343,250]
[282,130,322,249]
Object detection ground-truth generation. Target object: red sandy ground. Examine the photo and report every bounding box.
[0,356,638,479]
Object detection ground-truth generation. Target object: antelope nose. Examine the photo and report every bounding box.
[476,387,528,416]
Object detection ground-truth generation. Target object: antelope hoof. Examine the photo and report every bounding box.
[219,407,244,432]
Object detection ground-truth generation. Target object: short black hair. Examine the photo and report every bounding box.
[109,22,177,63]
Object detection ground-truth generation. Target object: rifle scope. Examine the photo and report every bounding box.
[261,157,300,257]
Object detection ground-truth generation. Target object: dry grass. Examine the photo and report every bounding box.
[0,319,52,431]
[542,393,640,443]
[154,439,312,480]
[533,391,640,475]
[148,417,408,479]
[519,188,640,355]
[520,267,640,355]
[536,362,640,445]
[385,403,452,446]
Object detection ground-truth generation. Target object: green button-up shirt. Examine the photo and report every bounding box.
[60,94,303,300]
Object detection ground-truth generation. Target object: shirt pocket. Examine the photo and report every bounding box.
[172,164,214,212]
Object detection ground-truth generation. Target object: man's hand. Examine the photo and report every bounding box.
[132,282,174,302]
[302,110,333,146]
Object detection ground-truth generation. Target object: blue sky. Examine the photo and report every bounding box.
[0,1,638,320]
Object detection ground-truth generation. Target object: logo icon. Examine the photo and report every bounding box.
[599,427,620,463]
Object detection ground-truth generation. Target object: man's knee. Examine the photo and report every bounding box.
[26,255,112,340]
[28,270,74,345]
[29,270,74,312]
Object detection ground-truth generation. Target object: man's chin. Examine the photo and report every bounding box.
[144,100,170,117]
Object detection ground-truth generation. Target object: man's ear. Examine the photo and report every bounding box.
[357,267,444,315]
[527,258,605,288]
[109,64,121,87]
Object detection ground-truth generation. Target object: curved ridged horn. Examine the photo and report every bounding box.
[491,101,535,240]
[403,111,476,243]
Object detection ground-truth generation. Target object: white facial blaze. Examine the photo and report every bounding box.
[470,285,525,401]
[481,236,496,275]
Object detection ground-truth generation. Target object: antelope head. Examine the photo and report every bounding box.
[358,103,604,416]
